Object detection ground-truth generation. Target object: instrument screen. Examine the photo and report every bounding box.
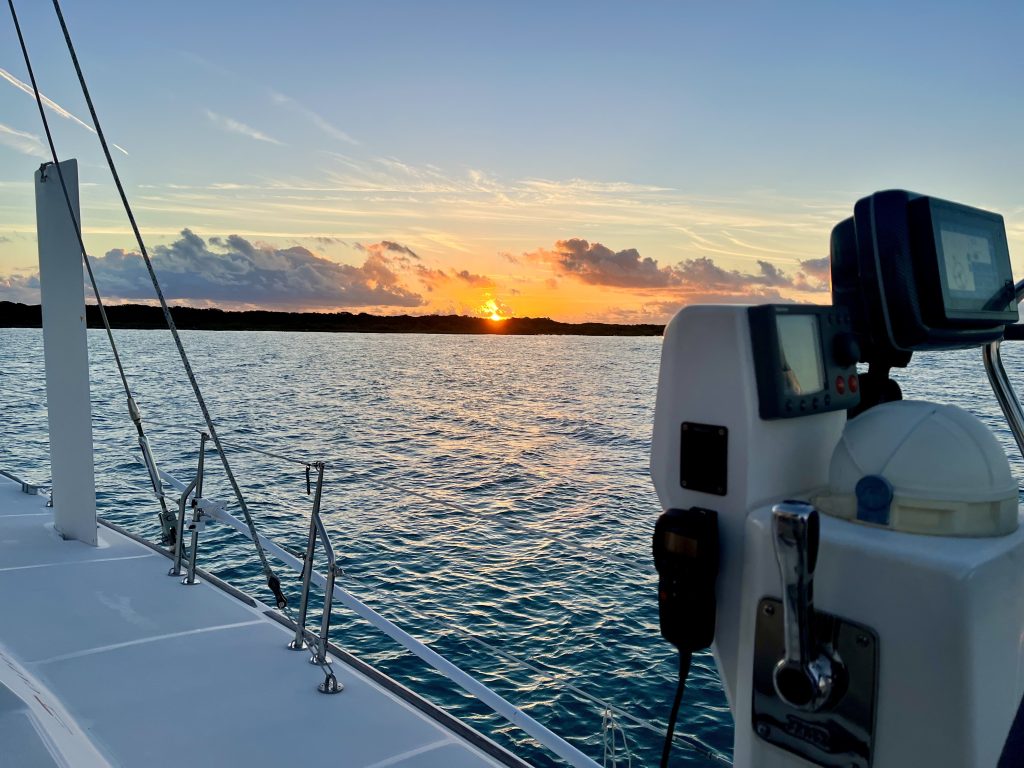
[749,305,859,419]
[776,314,824,395]
[938,220,1012,315]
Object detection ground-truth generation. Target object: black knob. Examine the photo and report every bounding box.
[833,332,861,368]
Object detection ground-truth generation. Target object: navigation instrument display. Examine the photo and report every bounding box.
[941,225,994,296]
[749,305,859,420]
[776,314,824,395]
[831,191,1017,360]
[936,216,1013,317]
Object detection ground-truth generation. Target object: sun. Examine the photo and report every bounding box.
[479,298,507,321]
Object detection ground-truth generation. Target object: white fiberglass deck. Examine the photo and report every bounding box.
[0,476,518,768]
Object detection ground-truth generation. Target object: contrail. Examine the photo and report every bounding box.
[0,67,129,155]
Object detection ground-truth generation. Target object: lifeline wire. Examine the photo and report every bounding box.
[151,457,731,764]
[140,417,653,577]
[46,0,286,608]
[5,0,173,536]
[343,567,729,765]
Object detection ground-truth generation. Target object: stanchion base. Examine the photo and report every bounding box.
[318,673,344,695]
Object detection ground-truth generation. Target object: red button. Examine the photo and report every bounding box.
[848,374,859,393]
[835,375,846,395]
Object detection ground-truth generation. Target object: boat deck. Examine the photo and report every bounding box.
[0,476,519,767]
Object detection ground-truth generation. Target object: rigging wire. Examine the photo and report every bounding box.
[8,4,722,762]
[44,0,287,609]
[120,446,726,763]
[4,0,175,541]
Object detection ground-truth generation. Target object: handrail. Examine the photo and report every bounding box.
[310,502,339,662]
[138,422,652,577]
[984,278,1024,465]
[157,467,602,768]
[285,461,342,692]
[0,469,46,495]
[169,432,207,582]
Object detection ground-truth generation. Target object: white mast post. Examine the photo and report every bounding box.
[35,159,98,546]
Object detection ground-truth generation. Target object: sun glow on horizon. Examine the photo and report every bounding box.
[479,297,507,321]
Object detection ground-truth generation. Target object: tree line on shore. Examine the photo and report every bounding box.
[0,302,664,336]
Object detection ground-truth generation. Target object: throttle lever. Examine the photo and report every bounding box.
[771,500,838,711]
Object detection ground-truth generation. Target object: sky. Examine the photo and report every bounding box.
[0,0,1022,323]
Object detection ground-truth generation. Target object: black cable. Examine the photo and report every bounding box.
[6,0,175,540]
[46,0,286,608]
[661,651,692,768]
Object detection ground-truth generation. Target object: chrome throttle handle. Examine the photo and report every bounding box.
[771,500,835,711]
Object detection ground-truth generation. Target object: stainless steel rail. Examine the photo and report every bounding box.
[285,462,343,693]
[169,433,207,583]
[0,469,45,495]
[156,466,602,766]
[984,278,1024,463]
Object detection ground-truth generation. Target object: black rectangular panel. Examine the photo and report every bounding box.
[680,422,727,496]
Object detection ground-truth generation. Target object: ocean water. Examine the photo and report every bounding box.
[2,327,1023,767]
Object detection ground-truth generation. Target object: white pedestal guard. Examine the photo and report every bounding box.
[652,306,845,707]
[652,304,1024,767]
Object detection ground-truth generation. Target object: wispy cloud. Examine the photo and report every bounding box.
[0,122,47,158]
[0,67,129,155]
[271,91,358,145]
[204,110,284,145]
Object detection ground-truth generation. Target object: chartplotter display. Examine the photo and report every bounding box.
[933,212,1013,318]
[831,191,1017,358]
[941,225,995,296]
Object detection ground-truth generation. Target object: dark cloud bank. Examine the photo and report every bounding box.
[529,238,829,295]
[1,230,425,309]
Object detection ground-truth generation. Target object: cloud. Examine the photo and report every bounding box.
[414,265,449,291]
[452,269,494,288]
[0,273,40,303]
[528,238,676,288]
[795,256,830,291]
[310,236,347,246]
[0,122,47,158]
[526,238,804,299]
[204,110,283,145]
[0,68,129,155]
[270,91,359,145]
[82,229,422,309]
[356,240,420,260]
[675,257,793,291]
[413,265,495,292]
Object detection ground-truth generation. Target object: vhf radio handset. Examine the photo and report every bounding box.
[652,506,719,768]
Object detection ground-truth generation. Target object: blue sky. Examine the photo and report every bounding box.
[1,0,1022,321]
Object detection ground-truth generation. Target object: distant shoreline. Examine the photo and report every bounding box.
[0,302,664,337]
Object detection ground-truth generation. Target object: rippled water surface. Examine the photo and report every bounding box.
[3,328,1024,767]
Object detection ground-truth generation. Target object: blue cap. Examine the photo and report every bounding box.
[856,474,894,526]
